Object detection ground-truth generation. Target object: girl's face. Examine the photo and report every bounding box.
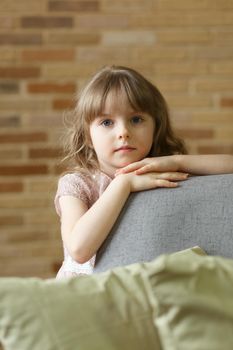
[89,90,155,177]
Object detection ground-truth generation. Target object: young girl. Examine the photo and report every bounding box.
[55,65,233,279]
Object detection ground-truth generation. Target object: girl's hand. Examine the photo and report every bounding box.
[116,155,184,176]
[116,171,188,193]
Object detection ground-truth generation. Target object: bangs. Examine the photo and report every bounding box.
[79,68,156,123]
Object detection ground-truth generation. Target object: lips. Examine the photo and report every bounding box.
[114,146,136,152]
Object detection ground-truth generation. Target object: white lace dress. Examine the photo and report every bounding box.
[54,171,112,279]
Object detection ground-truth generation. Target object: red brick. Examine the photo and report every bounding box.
[0,67,40,79]
[7,230,49,244]
[0,165,48,176]
[27,82,76,93]
[26,114,64,127]
[221,98,233,107]
[198,145,233,154]
[0,116,21,127]
[0,33,42,45]
[0,82,19,93]
[52,98,75,110]
[175,128,214,139]
[52,261,62,273]
[22,49,75,62]
[0,259,54,278]
[21,16,73,28]
[0,241,61,259]
[49,1,99,12]
[29,148,61,159]
[0,132,47,143]
[0,216,23,227]
[0,182,23,193]
[48,32,100,45]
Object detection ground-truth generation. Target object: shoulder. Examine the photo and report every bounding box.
[57,173,89,197]
[55,172,96,215]
[57,171,112,194]
[57,172,90,190]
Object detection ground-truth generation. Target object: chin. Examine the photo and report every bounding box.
[119,161,132,168]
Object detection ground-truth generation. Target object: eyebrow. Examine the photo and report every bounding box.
[98,113,111,117]
[98,111,143,117]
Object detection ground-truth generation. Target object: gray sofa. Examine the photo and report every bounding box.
[95,174,233,273]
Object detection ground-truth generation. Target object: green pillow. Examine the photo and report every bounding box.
[0,247,233,350]
[149,247,233,350]
[0,262,162,350]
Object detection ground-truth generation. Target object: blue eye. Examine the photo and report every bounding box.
[131,116,143,124]
[101,119,113,127]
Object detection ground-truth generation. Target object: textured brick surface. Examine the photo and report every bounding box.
[27,82,76,93]
[0,165,48,176]
[0,216,23,226]
[29,147,61,158]
[0,182,23,193]
[47,32,100,45]
[221,98,233,107]
[21,16,73,28]
[0,67,40,79]
[48,1,100,12]
[0,115,21,127]
[0,132,47,143]
[0,82,19,93]
[52,98,74,110]
[0,33,42,45]
[0,0,232,280]
[22,49,75,62]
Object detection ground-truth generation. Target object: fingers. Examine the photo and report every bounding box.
[156,172,189,181]
[130,176,179,192]
[130,172,188,192]
[116,157,179,176]
[135,164,155,175]
[135,163,182,175]
[135,171,189,181]
[115,161,144,175]
[150,173,188,189]
[154,179,178,188]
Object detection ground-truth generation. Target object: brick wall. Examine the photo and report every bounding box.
[0,0,233,279]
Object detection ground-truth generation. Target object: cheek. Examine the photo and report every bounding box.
[143,125,154,144]
[142,129,154,154]
[89,126,99,147]
[89,129,107,153]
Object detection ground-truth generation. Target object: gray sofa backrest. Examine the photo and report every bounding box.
[95,174,233,273]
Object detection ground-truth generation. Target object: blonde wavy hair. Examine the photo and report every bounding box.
[62,65,187,174]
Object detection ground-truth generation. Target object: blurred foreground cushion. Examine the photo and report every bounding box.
[0,247,233,350]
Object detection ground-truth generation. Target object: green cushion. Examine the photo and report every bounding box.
[0,263,161,350]
[150,247,233,350]
[0,247,233,350]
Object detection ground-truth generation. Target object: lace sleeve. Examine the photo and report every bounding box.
[54,173,92,217]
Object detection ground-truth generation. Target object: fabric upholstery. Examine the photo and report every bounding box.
[95,174,233,272]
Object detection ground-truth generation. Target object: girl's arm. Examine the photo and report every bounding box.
[175,154,233,175]
[116,154,233,176]
[59,171,188,263]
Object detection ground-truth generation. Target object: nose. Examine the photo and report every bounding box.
[117,122,130,139]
